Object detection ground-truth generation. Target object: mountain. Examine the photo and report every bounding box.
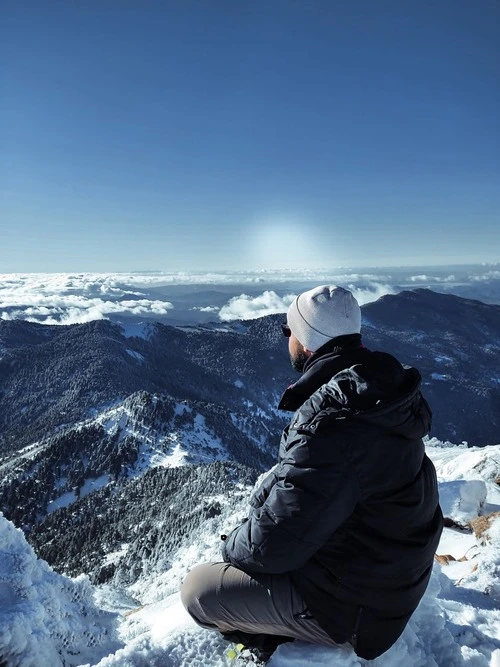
[1,289,499,465]
[0,316,290,458]
[362,289,500,444]
[1,288,500,591]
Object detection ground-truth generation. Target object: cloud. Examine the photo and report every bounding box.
[219,291,295,321]
[409,274,457,283]
[0,274,173,325]
[347,283,395,305]
[470,270,500,282]
[1,267,497,327]
[218,283,395,321]
[190,306,219,313]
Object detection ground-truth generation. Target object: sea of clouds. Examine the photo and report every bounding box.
[0,266,499,327]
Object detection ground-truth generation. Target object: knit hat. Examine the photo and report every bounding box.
[287,285,361,351]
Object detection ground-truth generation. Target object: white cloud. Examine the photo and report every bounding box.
[0,269,446,295]
[219,291,295,321]
[470,270,500,282]
[348,283,395,306]
[1,267,496,326]
[217,283,394,323]
[409,274,457,283]
[0,274,173,325]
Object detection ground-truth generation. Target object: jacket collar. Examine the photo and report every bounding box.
[278,335,366,412]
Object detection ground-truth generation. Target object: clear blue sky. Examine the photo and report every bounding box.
[2,1,499,272]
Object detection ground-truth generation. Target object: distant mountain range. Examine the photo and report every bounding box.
[1,288,499,587]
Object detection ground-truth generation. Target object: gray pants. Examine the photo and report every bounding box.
[180,562,341,648]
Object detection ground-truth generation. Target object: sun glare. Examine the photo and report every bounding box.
[245,219,333,269]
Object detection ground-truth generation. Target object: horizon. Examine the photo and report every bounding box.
[2,264,499,327]
[2,261,500,276]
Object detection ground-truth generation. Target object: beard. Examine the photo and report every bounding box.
[290,348,309,373]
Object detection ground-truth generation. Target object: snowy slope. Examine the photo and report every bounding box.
[1,441,500,666]
[0,516,121,666]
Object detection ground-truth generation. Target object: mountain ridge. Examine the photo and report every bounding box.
[1,288,500,593]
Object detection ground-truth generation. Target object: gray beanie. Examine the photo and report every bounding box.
[287,285,361,351]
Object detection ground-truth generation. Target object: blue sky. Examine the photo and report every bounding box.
[2,1,499,272]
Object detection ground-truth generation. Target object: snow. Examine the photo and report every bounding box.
[126,349,145,363]
[435,356,453,364]
[438,480,487,525]
[47,476,110,515]
[103,544,130,567]
[2,441,500,666]
[0,514,121,666]
[139,437,188,469]
[174,403,192,416]
[152,408,224,469]
[89,569,500,667]
[426,443,500,512]
[431,373,448,381]
[119,323,155,340]
[47,489,77,514]
[86,398,225,476]
[81,475,111,496]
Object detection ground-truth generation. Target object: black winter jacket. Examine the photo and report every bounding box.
[221,341,443,659]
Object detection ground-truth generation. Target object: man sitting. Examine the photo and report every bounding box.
[181,285,443,661]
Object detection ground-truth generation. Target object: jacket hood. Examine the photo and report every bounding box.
[279,347,431,440]
[325,363,431,440]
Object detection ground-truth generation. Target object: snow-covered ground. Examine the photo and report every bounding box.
[1,440,500,666]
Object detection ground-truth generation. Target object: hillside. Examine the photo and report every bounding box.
[1,440,499,666]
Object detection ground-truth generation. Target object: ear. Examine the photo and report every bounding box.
[303,347,314,357]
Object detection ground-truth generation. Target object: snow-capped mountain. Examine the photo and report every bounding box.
[0,391,273,535]
[1,289,500,587]
[1,289,499,464]
[1,288,500,665]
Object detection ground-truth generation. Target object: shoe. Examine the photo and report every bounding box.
[222,631,292,665]
[225,643,270,665]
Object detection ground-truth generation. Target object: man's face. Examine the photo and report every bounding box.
[288,333,309,373]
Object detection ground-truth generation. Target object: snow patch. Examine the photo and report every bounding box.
[438,480,487,524]
[47,489,77,514]
[120,322,154,339]
[126,349,145,363]
[103,543,130,567]
[47,475,110,515]
[174,403,192,416]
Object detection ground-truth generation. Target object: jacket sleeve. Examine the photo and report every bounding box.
[221,422,360,574]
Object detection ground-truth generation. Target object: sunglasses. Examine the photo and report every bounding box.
[281,323,292,338]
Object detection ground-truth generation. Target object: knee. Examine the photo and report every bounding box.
[181,563,221,624]
[180,563,210,612]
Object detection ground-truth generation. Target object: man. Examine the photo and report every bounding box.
[181,285,443,661]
